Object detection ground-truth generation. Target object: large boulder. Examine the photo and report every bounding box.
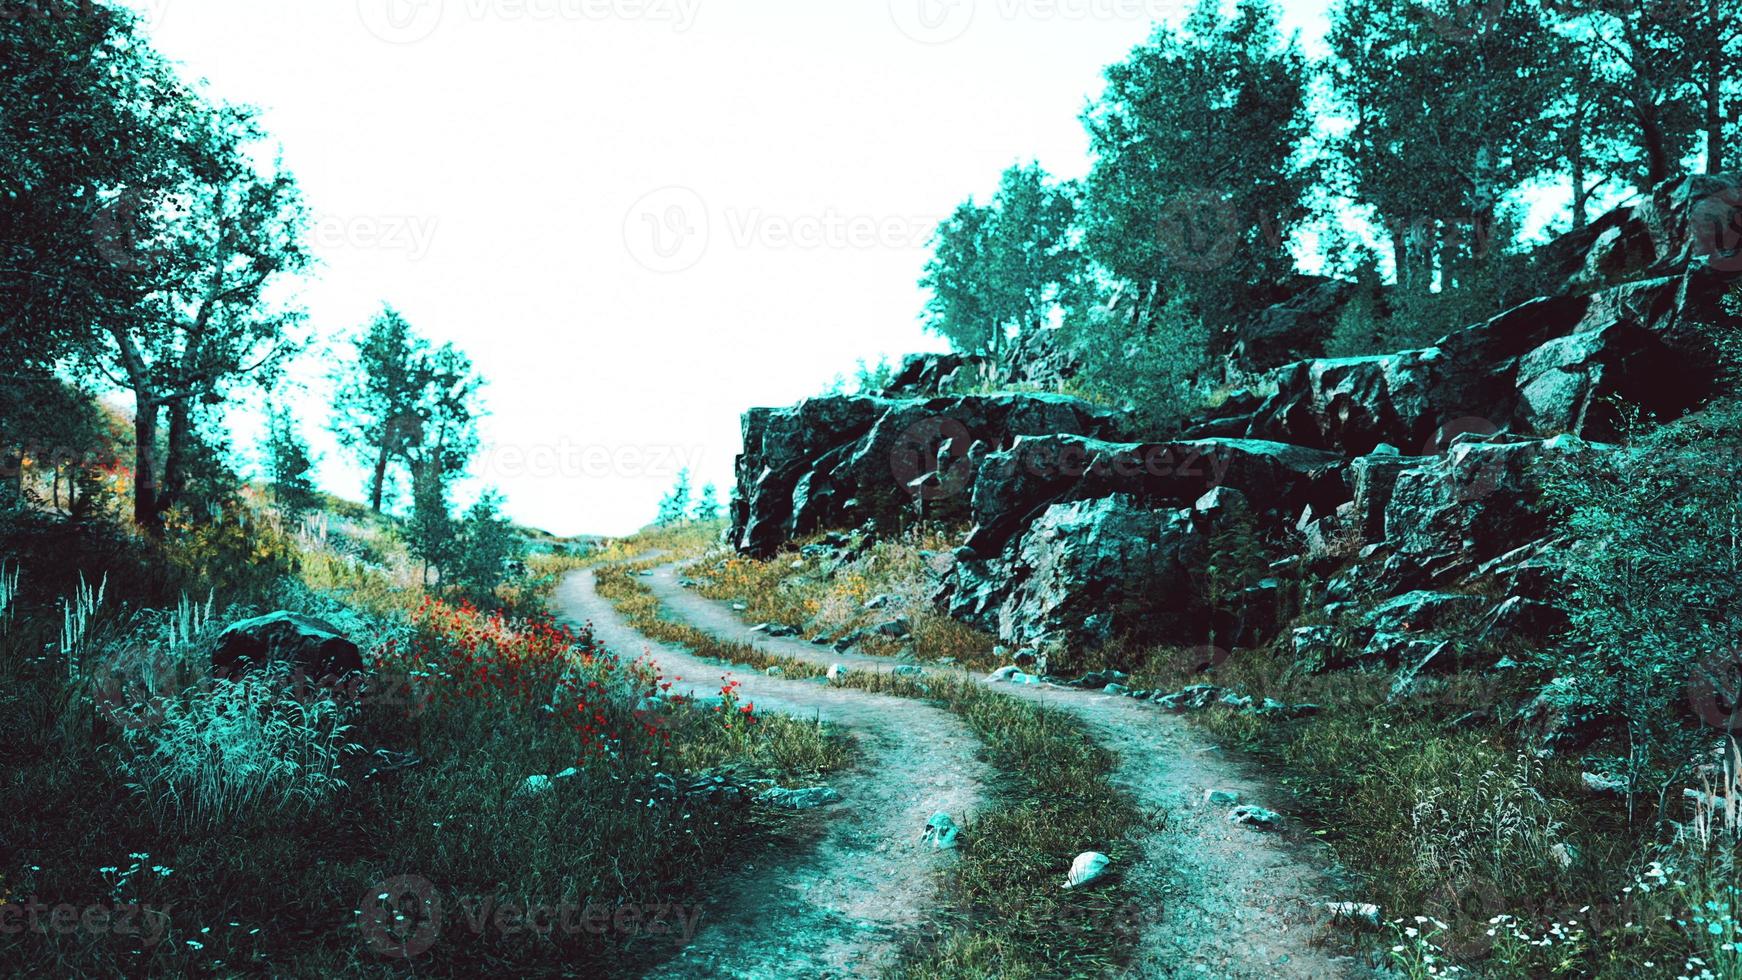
[1195,260,1730,455]
[1201,295,1593,456]
[959,435,1345,557]
[212,612,364,682]
[1377,434,1600,583]
[939,495,1206,653]
[879,352,989,398]
[730,393,1123,556]
[1230,278,1369,371]
[1554,172,1742,294]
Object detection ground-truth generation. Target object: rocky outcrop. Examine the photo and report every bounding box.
[959,435,1345,557]
[879,353,990,398]
[941,494,1204,652]
[729,171,1742,662]
[1230,278,1369,371]
[730,393,1123,556]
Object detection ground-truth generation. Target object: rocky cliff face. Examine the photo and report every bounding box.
[728,173,1742,678]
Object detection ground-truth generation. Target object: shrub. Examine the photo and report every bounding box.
[1062,290,1210,436]
[1535,400,1742,799]
[113,664,357,829]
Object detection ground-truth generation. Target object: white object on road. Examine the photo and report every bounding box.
[1063,851,1110,889]
[984,665,1019,683]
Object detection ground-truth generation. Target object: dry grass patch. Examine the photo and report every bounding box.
[691,529,1000,670]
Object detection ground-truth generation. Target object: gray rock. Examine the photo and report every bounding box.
[1229,804,1282,829]
[1231,277,1368,371]
[756,786,843,810]
[730,393,1123,556]
[213,611,363,681]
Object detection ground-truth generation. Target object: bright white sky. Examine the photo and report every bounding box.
[123,0,1332,536]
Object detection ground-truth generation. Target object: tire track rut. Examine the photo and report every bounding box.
[553,567,991,979]
[638,561,1373,978]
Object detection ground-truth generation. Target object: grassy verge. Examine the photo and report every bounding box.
[1118,637,1741,977]
[597,534,1148,979]
[0,517,847,976]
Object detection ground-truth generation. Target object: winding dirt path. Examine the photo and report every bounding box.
[640,561,1374,978]
[553,568,992,979]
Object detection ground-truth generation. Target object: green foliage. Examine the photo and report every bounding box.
[656,468,693,526]
[1080,0,1311,332]
[330,307,482,513]
[920,163,1079,358]
[1536,400,1742,798]
[404,459,455,584]
[693,482,722,522]
[448,489,523,597]
[1196,493,1268,648]
[115,664,357,830]
[262,404,318,521]
[1328,0,1568,297]
[1062,290,1210,436]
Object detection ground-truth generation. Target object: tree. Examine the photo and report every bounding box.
[405,459,455,587]
[693,483,722,522]
[449,490,522,596]
[1328,0,1568,305]
[656,469,693,526]
[263,404,318,521]
[1079,0,1312,334]
[1548,0,1737,186]
[331,308,433,512]
[920,163,1079,359]
[0,3,170,372]
[331,309,481,513]
[93,107,311,534]
[1064,290,1210,435]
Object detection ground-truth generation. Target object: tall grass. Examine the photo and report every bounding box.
[58,572,106,681]
[0,559,18,633]
[113,665,358,829]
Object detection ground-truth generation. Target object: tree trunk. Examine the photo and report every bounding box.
[1640,107,1672,188]
[1705,9,1725,174]
[1571,113,1589,230]
[133,402,162,535]
[369,444,390,512]
[160,402,191,520]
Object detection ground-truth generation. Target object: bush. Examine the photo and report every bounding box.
[1062,290,1210,436]
[1536,399,1742,799]
[113,664,357,829]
